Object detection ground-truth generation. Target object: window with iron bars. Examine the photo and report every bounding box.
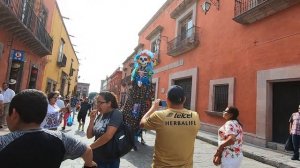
[213,84,229,112]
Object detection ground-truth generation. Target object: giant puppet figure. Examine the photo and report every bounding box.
[122,50,155,131]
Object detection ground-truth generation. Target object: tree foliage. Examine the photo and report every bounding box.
[88,92,98,100]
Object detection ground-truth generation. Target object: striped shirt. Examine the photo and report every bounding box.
[0,129,87,168]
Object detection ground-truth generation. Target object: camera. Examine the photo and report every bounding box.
[159,100,167,107]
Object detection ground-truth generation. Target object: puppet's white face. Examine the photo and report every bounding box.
[138,55,149,67]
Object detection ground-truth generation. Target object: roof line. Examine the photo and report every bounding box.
[138,0,173,36]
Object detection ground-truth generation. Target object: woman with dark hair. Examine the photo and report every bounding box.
[87,91,123,168]
[213,106,243,168]
[41,92,64,130]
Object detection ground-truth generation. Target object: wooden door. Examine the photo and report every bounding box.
[272,81,300,143]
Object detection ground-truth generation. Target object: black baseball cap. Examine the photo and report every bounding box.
[167,85,185,105]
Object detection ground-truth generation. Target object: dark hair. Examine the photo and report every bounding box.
[9,89,48,124]
[99,91,119,109]
[226,106,243,127]
[167,85,185,105]
[47,92,58,102]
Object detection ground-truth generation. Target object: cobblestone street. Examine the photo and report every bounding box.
[59,117,275,168]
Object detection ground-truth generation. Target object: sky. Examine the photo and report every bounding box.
[56,0,167,92]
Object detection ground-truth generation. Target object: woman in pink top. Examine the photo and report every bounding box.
[213,106,243,168]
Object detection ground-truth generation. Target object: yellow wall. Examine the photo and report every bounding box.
[42,2,79,97]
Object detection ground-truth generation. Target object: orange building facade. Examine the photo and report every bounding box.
[107,67,122,103]
[136,0,300,148]
[0,0,55,93]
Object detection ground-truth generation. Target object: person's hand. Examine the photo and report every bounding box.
[59,107,66,113]
[152,99,161,110]
[213,154,221,166]
[83,161,97,168]
[89,110,97,121]
[213,149,222,166]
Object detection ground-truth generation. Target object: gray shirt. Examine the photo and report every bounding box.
[0,129,87,167]
[93,109,123,140]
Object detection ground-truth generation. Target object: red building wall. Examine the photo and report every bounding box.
[108,69,123,102]
[137,0,300,146]
[0,0,56,92]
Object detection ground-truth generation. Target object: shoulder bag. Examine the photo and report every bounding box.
[93,110,135,162]
[285,134,294,151]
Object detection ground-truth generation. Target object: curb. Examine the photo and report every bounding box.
[196,135,297,168]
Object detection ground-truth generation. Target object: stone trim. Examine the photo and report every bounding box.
[146,25,163,40]
[154,59,184,73]
[152,77,159,99]
[170,0,197,19]
[256,65,300,143]
[208,77,235,112]
[168,67,198,111]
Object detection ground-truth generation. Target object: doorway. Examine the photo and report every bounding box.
[272,81,300,143]
[174,78,192,110]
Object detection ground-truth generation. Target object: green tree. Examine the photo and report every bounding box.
[88,92,98,101]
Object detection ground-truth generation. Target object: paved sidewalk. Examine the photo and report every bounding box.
[197,131,300,168]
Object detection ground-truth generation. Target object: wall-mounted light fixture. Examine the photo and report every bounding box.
[202,0,220,15]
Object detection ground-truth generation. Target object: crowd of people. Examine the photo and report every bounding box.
[1,81,299,168]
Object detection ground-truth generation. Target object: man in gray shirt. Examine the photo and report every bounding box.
[0,89,97,168]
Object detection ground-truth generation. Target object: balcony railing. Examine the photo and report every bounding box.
[167,26,199,56]
[57,54,67,67]
[0,0,53,56]
[233,0,300,24]
[121,76,131,86]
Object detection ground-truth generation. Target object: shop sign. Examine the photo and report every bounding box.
[11,49,25,62]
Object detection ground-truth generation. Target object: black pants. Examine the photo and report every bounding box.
[292,134,300,159]
[77,113,87,124]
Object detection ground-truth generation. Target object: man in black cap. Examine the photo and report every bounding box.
[140,85,200,168]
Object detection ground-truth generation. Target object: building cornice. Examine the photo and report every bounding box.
[170,0,197,19]
[138,0,173,36]
[146,25,163,40]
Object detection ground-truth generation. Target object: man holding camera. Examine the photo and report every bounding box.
[140,85,200,168]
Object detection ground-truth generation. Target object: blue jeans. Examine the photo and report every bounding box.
[96,158,120,168]
[292,134,300,159]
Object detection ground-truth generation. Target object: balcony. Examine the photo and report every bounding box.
[57,54,67,67]
[121,76,131,86]
[233,0,300,24]
[0,0,53,56]
[167,26,199,57]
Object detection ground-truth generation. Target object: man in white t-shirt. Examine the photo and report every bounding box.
[1,82,15,127]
